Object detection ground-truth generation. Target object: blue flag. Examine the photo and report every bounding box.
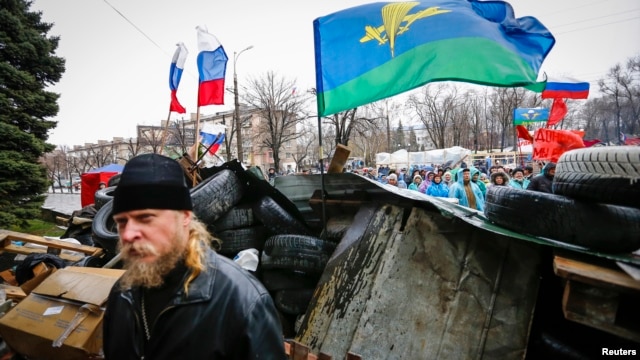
[513,108,549,124]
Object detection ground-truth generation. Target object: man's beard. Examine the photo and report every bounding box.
[118,238,186,290]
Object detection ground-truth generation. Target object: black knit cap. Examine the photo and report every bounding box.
[112,154,192,215]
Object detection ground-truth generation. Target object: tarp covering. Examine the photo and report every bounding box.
[88,163,124,173]
[376,147,471,168]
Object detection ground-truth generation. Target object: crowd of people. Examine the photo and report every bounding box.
[354,161,556,212]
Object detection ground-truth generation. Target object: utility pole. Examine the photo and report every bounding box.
[385,100,391,152]
[233,45,254,164]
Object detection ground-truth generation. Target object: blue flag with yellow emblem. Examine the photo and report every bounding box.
[313,0,555,116]
[513,108,549,125]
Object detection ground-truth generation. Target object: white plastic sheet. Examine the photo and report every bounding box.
[376,146,471,168]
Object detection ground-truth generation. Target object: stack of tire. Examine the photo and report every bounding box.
[250,196,334,316]
[484,146,640,253]
[91,169,246,263]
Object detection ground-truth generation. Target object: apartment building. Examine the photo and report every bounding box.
[64,106,300,173]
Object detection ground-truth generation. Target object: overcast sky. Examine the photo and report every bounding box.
[30,0,640,147]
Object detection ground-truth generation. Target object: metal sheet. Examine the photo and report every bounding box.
[297,205,541,359]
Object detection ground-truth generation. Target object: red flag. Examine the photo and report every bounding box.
[533,128,584,163]
[583,139,604,147]
[515,125,534,142]
[547,98,567,126]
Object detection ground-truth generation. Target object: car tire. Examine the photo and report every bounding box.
[263,234,337,255]
[94,186,117,210]
[553,146,640,207]
[260,269,320,292]
[261,235,335,274]
[217,226,267,256]
[274,288,315,315]
[91,200,120,257]
[211,204,257,232]
[484,186,640,252]
[253,196,313,236]
[191,170,244,225]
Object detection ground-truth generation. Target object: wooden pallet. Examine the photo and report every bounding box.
[285,341,362,360]
[553,255,640,342]
[0,230,103,263]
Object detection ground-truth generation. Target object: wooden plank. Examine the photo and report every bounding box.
[327,144,351,174]
[0,230,103,262]
[2,244,84,262]
[562,280,640,342]
[285,340,340,360]
[554,256,640,291]
[0,284,27,301]
[291,341,310,360]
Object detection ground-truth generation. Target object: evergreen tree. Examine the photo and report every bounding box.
[409,127,418,152]
[393,119,406,150]
[0,0,65,228]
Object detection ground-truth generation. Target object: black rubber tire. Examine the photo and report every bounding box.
[260,269,319,292]
[91,200,120,256]
[217,226,267,256]
[553,146,640,207]
[263,234,336,256]
[191,169,244,225]
[484,186,640,253]
[72,255,106,268]
[211,204,257,232]
[321,215,354,242]
[94,186,117,210]
[261,252,329,274]
[107,174,121,187]
[274,288,315,315]
[253,196,312,236]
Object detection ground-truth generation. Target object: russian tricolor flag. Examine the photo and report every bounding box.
[200,123,226,155]
[542,77,590,99]
[196,26,228,106]
[169,42,188,113]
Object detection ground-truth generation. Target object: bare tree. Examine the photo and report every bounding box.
[163,120,196,158]
[488,87,538,151]
[406,83,459,149]
[43,146,71,193]
[599,56,640,138]
[122,138,144,160]
[467,90,485,153]
[292,119,317,171]
[138,125,166,154]
[244,71,311,171]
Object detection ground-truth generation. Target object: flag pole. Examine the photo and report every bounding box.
[192,106,202,187]
[159,109,172,156]
[317,114,327,238]
[517,127,523,167]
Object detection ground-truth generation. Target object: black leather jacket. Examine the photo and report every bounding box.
[103,248,286,359]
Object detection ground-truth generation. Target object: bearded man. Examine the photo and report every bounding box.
[103,154,285,359]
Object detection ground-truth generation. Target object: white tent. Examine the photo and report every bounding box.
[376,147,471,168]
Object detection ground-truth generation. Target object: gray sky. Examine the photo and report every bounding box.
[30,0,640,146]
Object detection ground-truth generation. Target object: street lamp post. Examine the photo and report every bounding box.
[234,45,254,164]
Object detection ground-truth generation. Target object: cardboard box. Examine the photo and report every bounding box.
[20,262,57,296]
[0,266,125,360]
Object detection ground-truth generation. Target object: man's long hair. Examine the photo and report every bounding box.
[183,215,221,294]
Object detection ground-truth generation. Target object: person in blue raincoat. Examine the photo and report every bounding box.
[426,173,449,198]
[470,167,487,200]
[508,167,530,190]
[449,168,484,211]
